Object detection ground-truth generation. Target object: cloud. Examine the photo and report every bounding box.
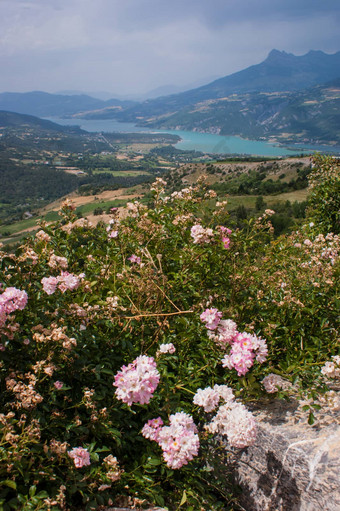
[0,0,339,94]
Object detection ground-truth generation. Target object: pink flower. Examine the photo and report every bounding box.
[222,344,255,376]
[0,287,28,314]
[200,308,222,330]
[141,417,164,441]
[193,386,220,412]
[57,272,81,293]
[222,237,230,249]
[35,230,51,242]
[0,287,28,326]
[157,343,176,355]
[190,224,214,244]
[144,412,199,469]
[41,276,58,295]
[48,254,68,270]
[193,384,235,413]
[208,319,237,348]
[221,331,268,376]
[207,402,257,448]
[54,381,64,390]
[68,447,91,468]
[41,273,82,294]
[113,355,160,406]
[128,254,141,264]
[262,374,291,393]
[108,230,118,239]
[219,226,232,235]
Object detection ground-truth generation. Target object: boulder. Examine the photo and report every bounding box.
[225,396,340,511]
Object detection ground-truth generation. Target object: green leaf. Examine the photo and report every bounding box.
[179,490,187,507]
[0,480,16,490]
[308,411,315,425]
[29,485,36,497]
[147,457,161,466]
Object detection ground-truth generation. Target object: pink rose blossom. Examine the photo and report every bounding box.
[141,417,164,441]
[222,237,230,249]
[41,276,58,295]
[113,355,160,406]
[0,287,28,327]
[128,254,141,264]
[190,224,214,244]
[157,343,176,355]
[68,447,91,468]
[207,402,256,448]
[143,412,199,469]
[208,319,238,348]
[200,308,222,330]
[58,272,81,293]
[54,381,64,390]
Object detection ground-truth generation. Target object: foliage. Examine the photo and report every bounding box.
[307,154,340,234]
[0,161,339,510]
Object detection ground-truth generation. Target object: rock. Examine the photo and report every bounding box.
[222,397,340,511]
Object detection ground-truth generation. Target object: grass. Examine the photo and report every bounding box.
[216,189,308,211]
[75,199,127,215]
[0,217,39,236]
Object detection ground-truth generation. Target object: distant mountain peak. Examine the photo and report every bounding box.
[266,49,294,61]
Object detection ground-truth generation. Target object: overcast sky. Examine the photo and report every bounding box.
[1,0,340,97]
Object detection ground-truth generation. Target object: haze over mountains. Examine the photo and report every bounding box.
[0,50,339,145]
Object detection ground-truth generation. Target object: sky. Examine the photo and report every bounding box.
[1,0,340,98]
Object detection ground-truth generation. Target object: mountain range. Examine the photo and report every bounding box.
[0,50,339,145]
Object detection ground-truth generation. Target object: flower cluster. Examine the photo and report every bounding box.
[151,177,167,194]
[206,401,257,448]
[321,355,340,380]
[126,201,147,218]
[142,412,199,469]
[201,309,268,376]
[41,272,83,295]
[193,384,235,413]
[157,343,176,355]
[193,384,256,448]
[200,308,223,330]
[113,355,160,406]
[190,224,214,244]
[262,373,292,393]
[35,230,51,242]
[141,417,164,441]
[6,374,43,409]
[106,218,119,239]
[48,254,68,270]
[68,447,91,468]
[103,454,122,482]
[207,319,237,348]
[128,254,141,265]
[0,287,28,327]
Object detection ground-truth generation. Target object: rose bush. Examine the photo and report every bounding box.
[0,158,339,510]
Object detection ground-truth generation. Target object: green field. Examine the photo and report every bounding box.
[75,199,127,215]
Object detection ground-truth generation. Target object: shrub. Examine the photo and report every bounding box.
[0,168,338,510]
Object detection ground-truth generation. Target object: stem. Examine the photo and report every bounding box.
[121,310,193,319]
[175,385,195,395]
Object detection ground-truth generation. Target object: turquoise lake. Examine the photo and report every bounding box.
[47,117,340,157]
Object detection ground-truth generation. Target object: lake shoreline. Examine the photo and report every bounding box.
[46,117,340,157]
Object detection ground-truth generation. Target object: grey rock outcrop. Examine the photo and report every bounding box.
[225,397,340,511]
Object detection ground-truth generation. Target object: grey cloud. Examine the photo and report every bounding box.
[0,0,339,95]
